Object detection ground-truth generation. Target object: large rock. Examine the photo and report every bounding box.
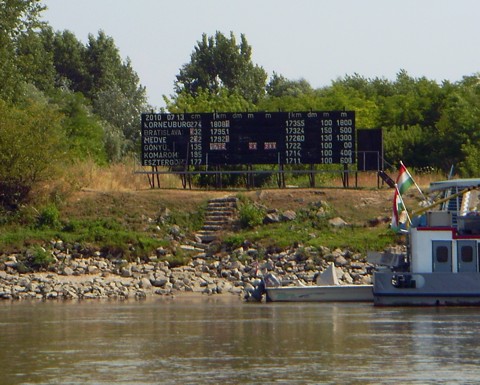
[264,213,280,224]
[140,277,152,289]
[280,210,297,221]
[121,266,132,277]
[329,217,348,227]
[335,255,349,266]
[342,272,354,284]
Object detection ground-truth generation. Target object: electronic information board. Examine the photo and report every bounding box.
[141,111,355,167]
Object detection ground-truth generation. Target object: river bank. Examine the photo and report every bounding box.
[0,242,374,300]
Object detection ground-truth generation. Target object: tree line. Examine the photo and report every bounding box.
[2,0,480,208]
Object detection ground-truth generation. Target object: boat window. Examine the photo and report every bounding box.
[461,246,474,263]
[436,246,449,263]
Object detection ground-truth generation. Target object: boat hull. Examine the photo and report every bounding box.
[373,271,480,306]
[265,285,373,302]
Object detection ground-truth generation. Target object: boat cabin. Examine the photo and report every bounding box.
[411,212,480,274]
[412,179,480,274]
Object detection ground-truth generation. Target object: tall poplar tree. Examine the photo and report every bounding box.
[0,0,46,101]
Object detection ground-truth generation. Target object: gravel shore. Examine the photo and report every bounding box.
[0,242,373,300]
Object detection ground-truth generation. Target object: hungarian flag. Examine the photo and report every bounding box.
[391,161,416,232]
[391,187,402,231]
[396,161,414,195]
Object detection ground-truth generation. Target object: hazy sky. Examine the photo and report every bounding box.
[43,0,480,109]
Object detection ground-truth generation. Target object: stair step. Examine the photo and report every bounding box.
[196,234,218,243]
[203,221,231,227]
[191,242,209,250]
[206,209,235,215]
[195,231,219,243]
[207,206,236,212]
[208,199,237,203]
[205,215,231,221]
[207,210,235,216]
[208,204,236,209]
[207,208,235,213]
[209,197,238,203]
[202,225,223,231]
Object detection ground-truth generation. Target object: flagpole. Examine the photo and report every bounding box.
[395,184,412,225]
[412,179,427,202]
[400,160,428,202]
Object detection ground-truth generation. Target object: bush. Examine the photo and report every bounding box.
[238,201,265,229]
[0,99,66,209]
[163,248,192,268]
[163,206,206,232]
[36,205,60,229]
[0,181,31,210]
[223,234,245,250]
[28,246,55,269]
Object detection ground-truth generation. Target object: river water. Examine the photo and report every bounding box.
[1,295,479,385]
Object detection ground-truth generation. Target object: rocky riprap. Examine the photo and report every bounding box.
[0,242,373,300]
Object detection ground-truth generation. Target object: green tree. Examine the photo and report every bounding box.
[49,29,89,92]
[436,75,480,174]
[15,28,56,94]
[165,88,255,113]
[0,0,46,101]
[376,70,444,129]
[266,72,313,97]
[383,125,434,168]
[316,83,379,128]
[92,64,147,153]
[55,91,108,164]
[44,29,148,159]
[257,93,323,112]
[84,31,124,98]
[174,31,267,104]
[85,31,148,156]
[259,82,378,129]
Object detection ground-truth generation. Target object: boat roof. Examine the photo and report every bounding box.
[429,178,480,192]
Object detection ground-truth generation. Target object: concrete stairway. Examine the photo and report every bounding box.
[195,196,238,243]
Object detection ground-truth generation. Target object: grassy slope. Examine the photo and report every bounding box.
[0,164,438,257]
[56,186,397,255]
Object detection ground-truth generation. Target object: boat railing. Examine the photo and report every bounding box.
[367,250,407,269]
[457,213,480,235]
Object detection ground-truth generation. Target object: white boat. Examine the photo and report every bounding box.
[265,284,373,302]
[248,263,373,302]
[371,178,480,306]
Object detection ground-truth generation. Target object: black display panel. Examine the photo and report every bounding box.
[141,111,355,167]
[357,128,383,171]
